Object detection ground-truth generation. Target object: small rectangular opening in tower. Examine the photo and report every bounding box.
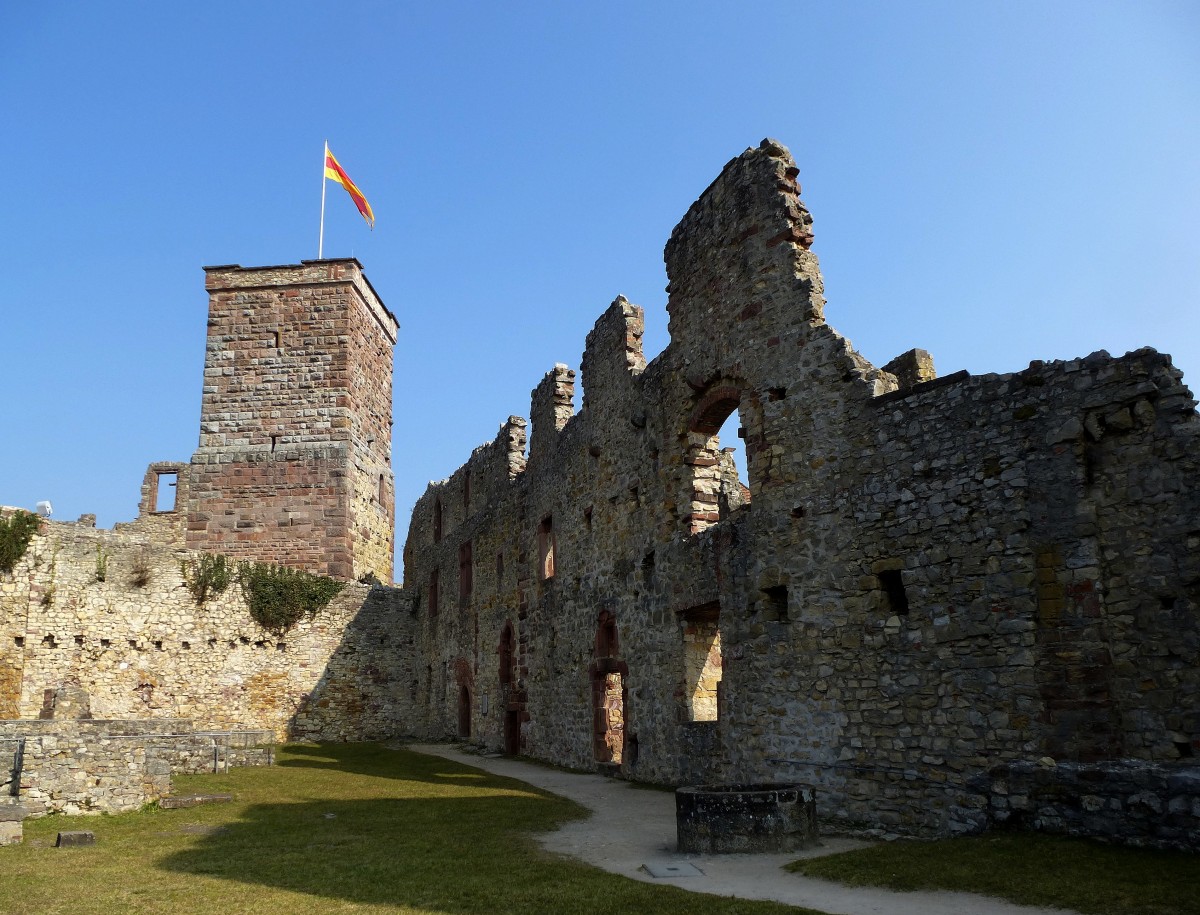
[154,472,178,512]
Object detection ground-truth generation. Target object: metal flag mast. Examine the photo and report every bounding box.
[318,140,329,259]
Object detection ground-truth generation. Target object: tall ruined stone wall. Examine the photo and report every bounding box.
[186,260,397,582]
[399,139,1200,840]
[0,519,415,741]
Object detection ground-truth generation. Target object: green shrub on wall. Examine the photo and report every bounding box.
[181,553,233,604]
[0,511,39,574]
[237,562,344,633]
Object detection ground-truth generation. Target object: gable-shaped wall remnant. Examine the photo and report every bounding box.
[399,138,1199,842]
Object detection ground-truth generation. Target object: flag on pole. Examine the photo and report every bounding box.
[324,146,375,228]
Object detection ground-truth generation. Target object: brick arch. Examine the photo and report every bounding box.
[690,384,743,436]
[684,381,752,534]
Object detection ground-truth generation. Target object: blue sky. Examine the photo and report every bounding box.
[2,1,1197,576]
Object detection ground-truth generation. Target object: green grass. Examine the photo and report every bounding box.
[3,743,814,915]
[789,832,1200,915]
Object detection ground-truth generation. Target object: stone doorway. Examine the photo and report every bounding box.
[597,671,625,764]
[457,685,471,739]
[590,609,628,767]
[504,708,520,756]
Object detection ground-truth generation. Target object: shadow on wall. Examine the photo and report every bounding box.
[284,584,418,742]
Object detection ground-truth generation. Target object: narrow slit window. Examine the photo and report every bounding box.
[537,515,555,580]
[428,568,440,617]
[459,540,473,607]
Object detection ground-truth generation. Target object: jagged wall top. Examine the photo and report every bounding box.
[665,139,824,356]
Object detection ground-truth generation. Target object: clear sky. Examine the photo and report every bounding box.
[2,1,1197,577]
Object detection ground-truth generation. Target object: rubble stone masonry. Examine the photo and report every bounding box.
[399,139,1199,840]
[2,139,1197,847]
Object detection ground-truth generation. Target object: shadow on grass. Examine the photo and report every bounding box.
[159,743,801,915]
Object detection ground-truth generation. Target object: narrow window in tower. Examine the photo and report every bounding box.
[537,515,555,580]
[459,540,473,607]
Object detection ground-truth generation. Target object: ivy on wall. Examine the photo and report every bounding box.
[0,511,39,574]
[237,562,344,633]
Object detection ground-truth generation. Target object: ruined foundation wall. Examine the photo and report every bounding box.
[398,139,1200,842]
[0,720,274,816]
[0,520,415,741]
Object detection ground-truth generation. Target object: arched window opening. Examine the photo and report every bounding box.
[686,384,750,534]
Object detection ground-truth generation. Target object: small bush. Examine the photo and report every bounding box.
[0,510,39,573]
[181,553,232,604]
[129,549,153,588]
[238,562,344,633]
[95,544,109,582]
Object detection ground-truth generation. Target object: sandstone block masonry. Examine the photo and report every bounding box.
[127,260,399,583]
[400,139,1199,845]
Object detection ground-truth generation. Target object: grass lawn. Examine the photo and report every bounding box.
[789,832,1200,915]
[2,743,815,915]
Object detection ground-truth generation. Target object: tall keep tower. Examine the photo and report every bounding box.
[185,259,398,582]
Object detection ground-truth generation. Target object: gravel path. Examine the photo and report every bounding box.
[408,744,1079,915]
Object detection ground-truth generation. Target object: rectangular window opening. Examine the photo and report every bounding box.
[879,569,910,615]
[760,585,789,622]
[681,602,722,722]
[154,472,178,512]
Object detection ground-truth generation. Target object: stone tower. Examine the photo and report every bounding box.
[185,259,398,582]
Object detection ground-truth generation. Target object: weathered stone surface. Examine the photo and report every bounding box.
[2,138,1197,851]
[55,830,95,847]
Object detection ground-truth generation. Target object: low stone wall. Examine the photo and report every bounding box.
[984,759,1200,851]
[0,720,273,816]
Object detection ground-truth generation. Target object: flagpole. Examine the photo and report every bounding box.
[318,140,329,259]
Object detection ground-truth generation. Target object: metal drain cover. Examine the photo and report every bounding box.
[641,862,704,878]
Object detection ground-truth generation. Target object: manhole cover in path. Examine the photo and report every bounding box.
[641,862,704,878]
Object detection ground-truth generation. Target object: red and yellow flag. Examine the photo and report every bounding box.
[324,146,375,228]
